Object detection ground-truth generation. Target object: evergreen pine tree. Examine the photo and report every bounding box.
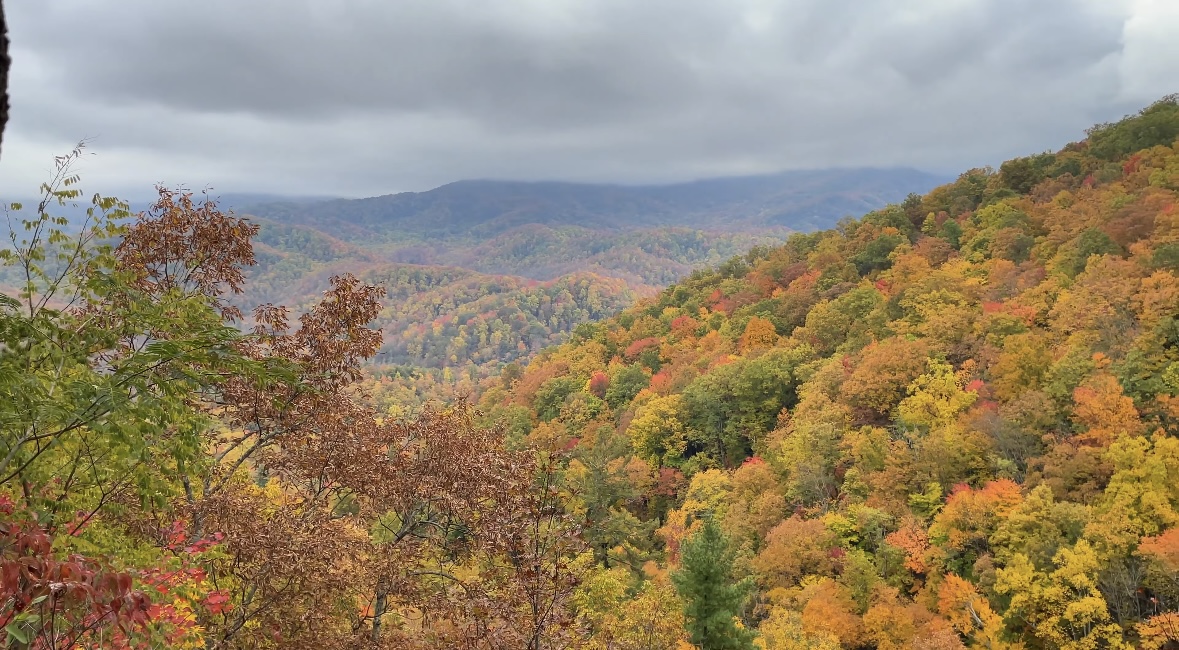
[672,515,756,650]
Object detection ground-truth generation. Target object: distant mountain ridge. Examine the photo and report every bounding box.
[2,166,948,370]
[226,166,947,369]
[240,167,949,239]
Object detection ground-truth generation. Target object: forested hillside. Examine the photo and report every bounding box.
[5,97,1179,650]
[230,168,945,372]
[470,96,1179,648]
[237,220,775,369]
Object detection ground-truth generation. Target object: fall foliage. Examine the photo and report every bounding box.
[0,152,583,648]
[6,96,1179,648]
[467,96,1179,649]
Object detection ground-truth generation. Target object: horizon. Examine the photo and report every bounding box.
[5,162,952,205]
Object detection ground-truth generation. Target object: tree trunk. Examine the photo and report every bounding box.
[371,590,387,643]
[0,0,9,157]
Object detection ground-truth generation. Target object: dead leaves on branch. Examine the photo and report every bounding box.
[116,187,259,321]
[109,191,588,648]
[4,181,584,649]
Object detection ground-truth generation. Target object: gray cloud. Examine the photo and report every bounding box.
[0,0,1174,199]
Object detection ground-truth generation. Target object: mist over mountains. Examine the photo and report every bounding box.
[241,167,948,239]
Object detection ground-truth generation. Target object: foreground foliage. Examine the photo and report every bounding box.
[0,151,583,648]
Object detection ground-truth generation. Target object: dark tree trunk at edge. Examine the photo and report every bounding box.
[0,0,9,158]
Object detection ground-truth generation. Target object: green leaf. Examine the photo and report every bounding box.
[5,622,30,645]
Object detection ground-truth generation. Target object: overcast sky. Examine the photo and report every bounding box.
[1,0,1176,199]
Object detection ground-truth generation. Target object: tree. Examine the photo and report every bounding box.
[753,516,839,589]
[605,363,648,408]
[991,333,1053,402]
[1087,95,1179,160]
[756,608,840,650]
[565,433,655,567]
[841,338,930,419]
[627,395,687,467]
[0,497,171,648]
[999,157,1044,194]
[896,359,978,430]
[1138,528,1179,649]
[672,516,756,650]
[799,579,868,647]
[995,541,1129,650]
[587,370,610,398]
[861,587,923,650]
[739,316,779,353]
[929,480,1023,570]
[0,155,319,648]
[680,347,807,467]
[1072,372,1145,445]
[724,457,787,552]
[937,574,1013,650]
[989,484,1088,570]
[1,161,594,649]
[574,567,688,650]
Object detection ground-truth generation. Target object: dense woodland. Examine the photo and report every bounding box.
[2,96,1179,649]
[232,168,946,372]
[258,259,638,369]
[236,218,784,372]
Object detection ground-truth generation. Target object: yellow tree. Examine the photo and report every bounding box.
[994,541,1129,650]
[740,316,781,354]
[756,608,840,650]
[724,457,787,553]
[937,574,1016,650]
[752,516,840,590]
[897,359,979,430]
[627,395,688,467]
[990,332,1054,402]
[658,469,733,561]
[574,565,688,650]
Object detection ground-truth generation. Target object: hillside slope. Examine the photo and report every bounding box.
[468,96,1179,647]
[236,218,780,369]
[233,168,946,370]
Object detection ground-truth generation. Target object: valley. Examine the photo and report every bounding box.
[233,167,947,373]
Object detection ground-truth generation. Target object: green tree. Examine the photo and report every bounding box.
[534,376,582,421]
[1086,95,1179,161]
[1058,227,1120,277]
[681,346,808,466]
[605,363,649,408]
[672,516,756,650]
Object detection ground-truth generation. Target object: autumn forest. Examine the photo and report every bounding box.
[5,89,1179,650]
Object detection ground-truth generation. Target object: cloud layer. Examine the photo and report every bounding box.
[0,0,1174,198]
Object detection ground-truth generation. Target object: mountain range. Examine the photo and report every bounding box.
[1,166,947,370]
[230,167,948,370]
[241,167,947,238]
